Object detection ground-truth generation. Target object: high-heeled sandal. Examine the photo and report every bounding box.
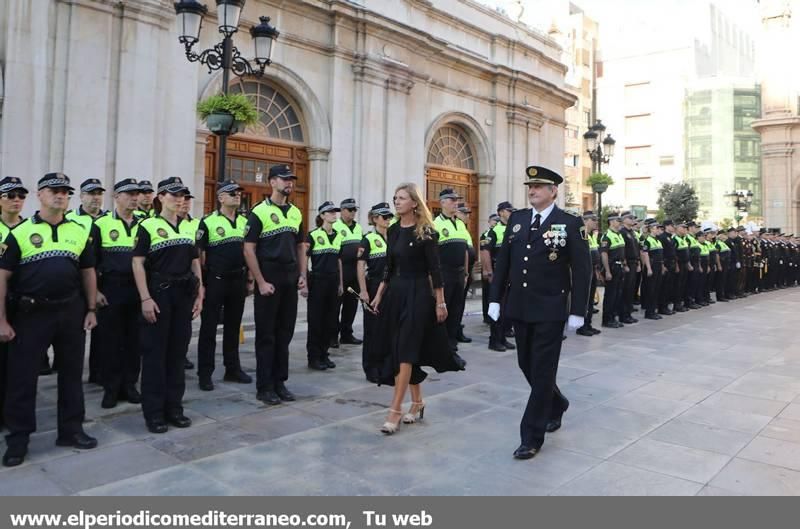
[380,409,403,434]
[402,401,425,424]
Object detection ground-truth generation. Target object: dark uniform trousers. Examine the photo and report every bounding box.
[0,343,6,427]
[4,297,86,449]
[97,277,140,395]
[442,266,466,352]
[513,320,569,449]
[622,259,639,317]
[716,261,728,300]
[481,278,491,322]
[659,260,676,311]
[254,273,297,392]
[602,262,624,323]
[642,265,663,316]
[334,260,359,340]
[139,281,193,423]
[197,272,247,378]
[306,273,339,363]
[686,260,700,305]
[362,277,382,379]
[585,271,598,327]
[675,262,689,307]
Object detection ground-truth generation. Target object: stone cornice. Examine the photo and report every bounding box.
[351,55,416,94]
[477,173,496,185]
[507,107,545,130]
[307,147,331,161]
[761,142,796,157]
[752,116,800,131]
[56,0,175,29]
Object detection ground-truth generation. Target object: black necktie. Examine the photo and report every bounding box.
[532,213,541,231]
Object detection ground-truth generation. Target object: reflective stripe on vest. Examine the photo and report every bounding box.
[365,232,386,259]
[434,214,470,245]
[251,200,303,240]
[717,240,731,253]
[308,227,341,255]
[139,217,194,253]
[673,234,689,249]
[203,211,247,247]
[13,218,90,265]
[333,219,363,248]
[646,235,663,250]
[491,223,506,245]
[94,213,138,252]
[687,234,701,248]
[65,209,98,231]
[605,230,625,249]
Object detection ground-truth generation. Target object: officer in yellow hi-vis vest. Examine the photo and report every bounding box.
[133,180,156,219]
[196,180,252,391]
[304,201,343,371]
[577,210,601,336]
[434,188,470,367]
[92,179,143,409]
[0,176,28,432]
[482,201,516,351]
[178,192,200,371]
[600,212,626,328]
[357,202,392,382]
[65,178,106,384]
[332,198,363,346]
[0,173,99,467]
[132,177,203,434]
[455,202,475,343]
[244,165,307,405]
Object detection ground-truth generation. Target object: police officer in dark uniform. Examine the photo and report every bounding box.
[243,165,306,405]
[600,212,625,328]
[0,173,99,467]
[483,202,516,352]
[0,177,28,430]
[92,179,143,408]
[134,180,156,219]
[685,222,703,309]
[577,210,600,336]
[332,198,363,346]
[672,222,691,311]
[196,180,252,391]
[639,219,664,320]
[480,214,499,324]
[433,188,470,363]
[619,211,640,324]
[657,220,677,315]
[132,177,204,433]
[455,202,475,343]
[489,166,591,460]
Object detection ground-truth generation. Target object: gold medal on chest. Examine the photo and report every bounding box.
[549,251,558,261]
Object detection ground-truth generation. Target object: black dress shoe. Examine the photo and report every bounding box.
[183,358,194,370]
[166,414,192,428]
[644,314,661,320]
[199,376,215,391]
[39,364,53,376]
[275,383,296,402]
[457,332,472,343]
[256,390,282,405]
[223,368,253,384]
[2,446,26,467]
[55,432,98,450]
[658,309,675,316]
[308,359,328,371]
[323,357,336,369]
[589,327,601,335]
[601,322,617,329]
[505,329,515,338]
[717,298,730,302]
[340,335,363,345]
[488,342,506,352]
[329,339,340,349]
[576,326,594,337]
[452,353,467,370]
[101,390,118,409]
[122,385,141,404]
[621,317,638,324]
[513,444,539,460]
[688,303,702,309]
[146,420,168,434]
[592,308,600,314]
[502,339,516,350]
[545,418,563,432]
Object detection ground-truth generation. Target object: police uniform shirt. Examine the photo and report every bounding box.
[332,219,362,266]
[91,211,139,276]
[0,218,23,244]
[674,234,690,263]
[197,210,247,273]
[66,205,105,231]
[588,233,601,266]
[641,234,663,263]
[133,216,198,277]
[620,226,640,260]
[483,222,506,262]
[434,213,469,270]
[244,199,304,265]
[306,228,340,275]
[359,232,387,281]
[600,229,626,261]
[0,213,95,299]
[134,207,156,220]
[658,232,676,261]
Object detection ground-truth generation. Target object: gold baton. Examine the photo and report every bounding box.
[347,287,378,315]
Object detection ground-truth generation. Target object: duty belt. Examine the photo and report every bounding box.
[207,267,247,280]
[149,272,195,290]
[10,292,80,312]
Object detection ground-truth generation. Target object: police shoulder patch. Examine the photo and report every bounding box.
[563,209,580,217]
[579,226,588,240]
[196,229,204,241]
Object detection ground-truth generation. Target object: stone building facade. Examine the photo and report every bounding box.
[0,0,575,240]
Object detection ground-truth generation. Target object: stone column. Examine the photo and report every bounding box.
[307,147,331,220]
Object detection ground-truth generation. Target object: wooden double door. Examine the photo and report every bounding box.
[204,136,309,219]
[426,166,479,245]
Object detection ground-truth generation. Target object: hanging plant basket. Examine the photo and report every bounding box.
[197,92,259,136]
[205,111,236,135]
[592,182,609,194]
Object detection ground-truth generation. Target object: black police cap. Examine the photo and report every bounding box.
[496,201,514,212]
[269,165,297,180]
[523,166,563,186]
[0,176,28,194]
[114,179,140,193]
[439,188,462,200]
[318,201,340,214]
[217,180,243,195]
[38,172,74,191]
[138,180,155,192]
[156,177,189,194]
[80,178,105,193]
[370,202,392,216]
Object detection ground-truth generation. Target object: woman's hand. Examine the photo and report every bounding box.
[370,294,383,314]
[142,299,160,324]
[436,303,448,323]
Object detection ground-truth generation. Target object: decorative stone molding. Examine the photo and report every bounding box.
[506,107,545,130]
[352,55,416,94]
[307,147,332,162]
[56,0,174,29]
[477,173,496,185]
[0,65,4,118]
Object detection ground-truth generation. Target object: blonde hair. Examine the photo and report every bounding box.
[394,182,434,240]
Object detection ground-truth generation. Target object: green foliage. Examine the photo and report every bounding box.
[587,172,615,187]
[655,209,666,223]
[197,93,259,126]
[657,182,699,223]
[599,204,621,230]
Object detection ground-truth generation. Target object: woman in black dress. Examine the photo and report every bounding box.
[369,183,463,434]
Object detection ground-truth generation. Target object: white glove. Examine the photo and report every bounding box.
[736,262,741,269]
[567,315,584,331]
[488,302,501,322]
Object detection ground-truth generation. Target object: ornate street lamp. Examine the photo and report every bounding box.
[584,119,616,214]
[725,189,754,222]
[174,0,280,183]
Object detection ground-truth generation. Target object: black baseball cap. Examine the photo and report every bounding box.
[340,198,358,210]
[114,179,140,193]
[80,178,105,193]
[439,188,462,200]
[157,177,189,194]
[38,172,74,191]
[582,210,597,220]
[497,201,514,213]
[0,177,28,194]
[318,201,340,214]
[138,180,155,192]
[523,166,564,186]
[217,179,244,195]
[268,165,297,180]
[489,213,500,222]
[370,202,392,216]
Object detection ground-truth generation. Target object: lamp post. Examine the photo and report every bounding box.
[725,189,754,223]
[583,119,616,216]
[174,0,279,184]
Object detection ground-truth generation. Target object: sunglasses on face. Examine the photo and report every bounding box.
[224,191,242,197]
[380,214,394,220]
[343,208,357,212]
[1,192,27,200]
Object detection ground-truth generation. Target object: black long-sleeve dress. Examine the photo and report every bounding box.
[367,223,464,386]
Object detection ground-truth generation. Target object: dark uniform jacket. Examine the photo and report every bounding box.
[489,206,592,323]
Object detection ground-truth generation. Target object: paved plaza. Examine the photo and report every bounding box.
[2,288,800,496]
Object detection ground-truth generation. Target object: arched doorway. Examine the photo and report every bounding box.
[425,125,480,244]
[204,78,309,218]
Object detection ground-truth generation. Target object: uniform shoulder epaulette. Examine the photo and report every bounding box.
[562,208,580,218]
